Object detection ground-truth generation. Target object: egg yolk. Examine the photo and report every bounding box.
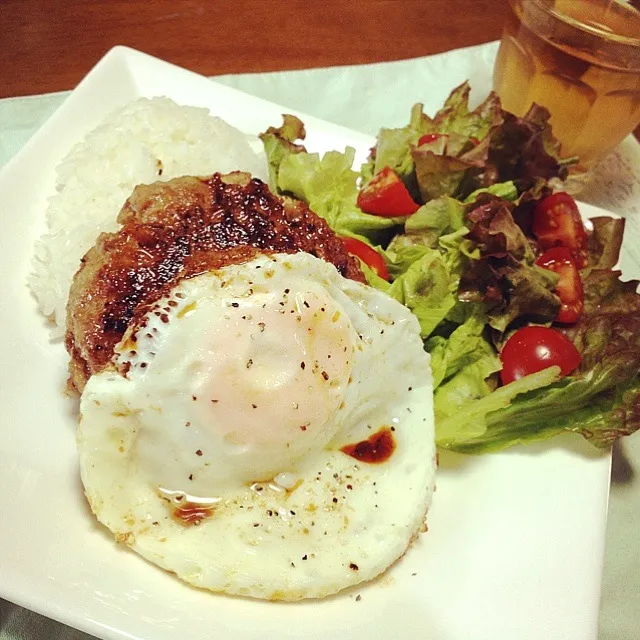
[190,285,353,458]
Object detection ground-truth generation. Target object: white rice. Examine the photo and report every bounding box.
[28,97,269,338]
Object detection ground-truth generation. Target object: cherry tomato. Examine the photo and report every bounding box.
[499,326,582,385]
[532,192,588,266]
[417,133,448,146]
[357,166,420,217]
[341,236,390,280]
[535,247,584,324]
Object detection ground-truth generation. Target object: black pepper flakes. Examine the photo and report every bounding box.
[252,403,258,409]
[246,359,253,369]
[231,302,239,308]
[195,449,203,456]
[349,563,359,571]
[300,361,306,370]
[321,371,329,381]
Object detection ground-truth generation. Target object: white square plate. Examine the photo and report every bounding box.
[0,47,615,640]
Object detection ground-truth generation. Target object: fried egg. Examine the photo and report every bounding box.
[78,252,436,600]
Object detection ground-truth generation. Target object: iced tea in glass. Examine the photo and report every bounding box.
[493,0,640,176]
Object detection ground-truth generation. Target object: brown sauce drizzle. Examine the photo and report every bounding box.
[340,427,396,464]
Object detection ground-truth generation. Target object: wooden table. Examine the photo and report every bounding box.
[0,0,508,98]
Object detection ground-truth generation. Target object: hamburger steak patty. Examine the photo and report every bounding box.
[66,172,365,392]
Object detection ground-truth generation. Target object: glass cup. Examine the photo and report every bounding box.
[493,0,640,189]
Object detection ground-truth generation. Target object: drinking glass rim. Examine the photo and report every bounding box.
[527,0,640,47]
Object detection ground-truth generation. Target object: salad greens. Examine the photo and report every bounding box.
[259,83,640,454]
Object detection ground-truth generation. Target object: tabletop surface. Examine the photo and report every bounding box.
[0,0,509,98]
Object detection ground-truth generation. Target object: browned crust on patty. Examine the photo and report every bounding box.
[65,172,364,392]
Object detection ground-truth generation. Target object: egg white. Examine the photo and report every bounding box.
[78,252,436,600]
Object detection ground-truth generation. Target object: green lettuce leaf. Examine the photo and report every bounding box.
[439,361,640,453]
[277,147,358,230]
[463,181,518,204]
[385,250,458,337]
[277,146,404,242]
[427,309,499,388]
[403,196,467,245]
[383,196,475,337]
[436,367,562,447]
[260,115,404,242]
[430,82,503,140]
[361,103,424,197]
[259,114,307,190]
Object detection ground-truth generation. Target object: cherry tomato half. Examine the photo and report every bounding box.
[535,247,584,324]
[532,192,588,266]
[357,166,420,217]
[341,236,390,280]
[499,325,582,385]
